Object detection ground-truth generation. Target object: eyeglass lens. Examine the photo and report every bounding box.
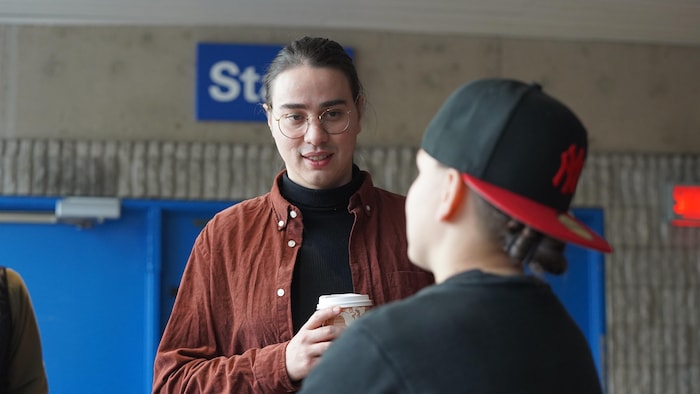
[278,108,351,138]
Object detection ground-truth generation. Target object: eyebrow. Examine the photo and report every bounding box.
[278,99,349,111]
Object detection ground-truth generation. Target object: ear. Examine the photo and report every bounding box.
[436,169,467,221]
[355,95,365,118]
[262,103,274,131]
[354,95,365,132]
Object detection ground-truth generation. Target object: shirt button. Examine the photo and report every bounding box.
[277,288,285,297]
[287,240,296,248]
[278,220,285,227]
[289,210,298,218]
[365,205,371,212]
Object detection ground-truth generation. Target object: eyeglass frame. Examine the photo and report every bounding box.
[269,107,354,139]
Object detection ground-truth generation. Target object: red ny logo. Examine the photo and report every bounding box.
[552,144,585,195]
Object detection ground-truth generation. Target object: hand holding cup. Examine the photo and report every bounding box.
[317,293,373,328]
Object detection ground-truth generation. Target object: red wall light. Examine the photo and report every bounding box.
[670,185,700,227]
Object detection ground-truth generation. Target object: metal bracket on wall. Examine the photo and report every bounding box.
[0,197,121,228]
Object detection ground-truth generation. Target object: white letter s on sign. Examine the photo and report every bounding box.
[209,61,241,102]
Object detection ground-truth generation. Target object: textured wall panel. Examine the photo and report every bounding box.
[578,153,700,394]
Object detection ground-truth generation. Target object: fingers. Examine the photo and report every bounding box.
[301,306,342,330]
[287,341,329,382]
[300,309,345,345]
[285,307,345,381]
[299,337,334,359]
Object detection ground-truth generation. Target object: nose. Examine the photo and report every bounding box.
[303,116,329,145]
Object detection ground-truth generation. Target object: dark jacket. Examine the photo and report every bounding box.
[301,270,603,394]
[0,267,49,394]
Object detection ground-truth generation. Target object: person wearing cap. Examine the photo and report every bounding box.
[299,78,612,394]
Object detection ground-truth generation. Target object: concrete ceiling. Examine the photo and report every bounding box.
[0,0,699,47]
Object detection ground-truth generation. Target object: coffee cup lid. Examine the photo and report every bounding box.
[317,293,373,309]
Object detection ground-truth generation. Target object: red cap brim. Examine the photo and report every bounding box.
[462,173,612,253]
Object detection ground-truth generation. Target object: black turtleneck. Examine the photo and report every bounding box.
[281,166,364,333]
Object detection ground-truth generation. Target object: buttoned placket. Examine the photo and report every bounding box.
[275,207,301,332]
[285,210,299,248]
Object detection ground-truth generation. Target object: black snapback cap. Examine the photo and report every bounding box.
[421,78,612,253]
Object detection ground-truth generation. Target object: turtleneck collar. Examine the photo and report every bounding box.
[280,165,364,210]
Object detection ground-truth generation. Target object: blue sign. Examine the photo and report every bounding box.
[196,43,282,122]
[196,42,355,123]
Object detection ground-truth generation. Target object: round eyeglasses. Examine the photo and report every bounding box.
[272,108,352,139]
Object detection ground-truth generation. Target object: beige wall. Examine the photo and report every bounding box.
[1,25,699,153]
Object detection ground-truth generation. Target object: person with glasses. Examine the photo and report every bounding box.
[152,36,434,393]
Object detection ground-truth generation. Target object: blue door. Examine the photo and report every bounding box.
[0,200,153,394]
[158,205,233,334]
[0,197,234,394]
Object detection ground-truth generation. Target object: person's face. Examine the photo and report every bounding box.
[266,65,362,190]
[405,150,446,270]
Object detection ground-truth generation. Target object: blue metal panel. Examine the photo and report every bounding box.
[546,208,607,386]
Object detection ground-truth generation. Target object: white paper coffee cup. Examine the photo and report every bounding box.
[317,293,373,327]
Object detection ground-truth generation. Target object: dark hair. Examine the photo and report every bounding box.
[262,36,363,107]
[473,193,568,275]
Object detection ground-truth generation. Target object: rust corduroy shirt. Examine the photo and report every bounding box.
[153,170,434,393]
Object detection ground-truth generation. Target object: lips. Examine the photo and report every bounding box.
[302,153,332,161]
